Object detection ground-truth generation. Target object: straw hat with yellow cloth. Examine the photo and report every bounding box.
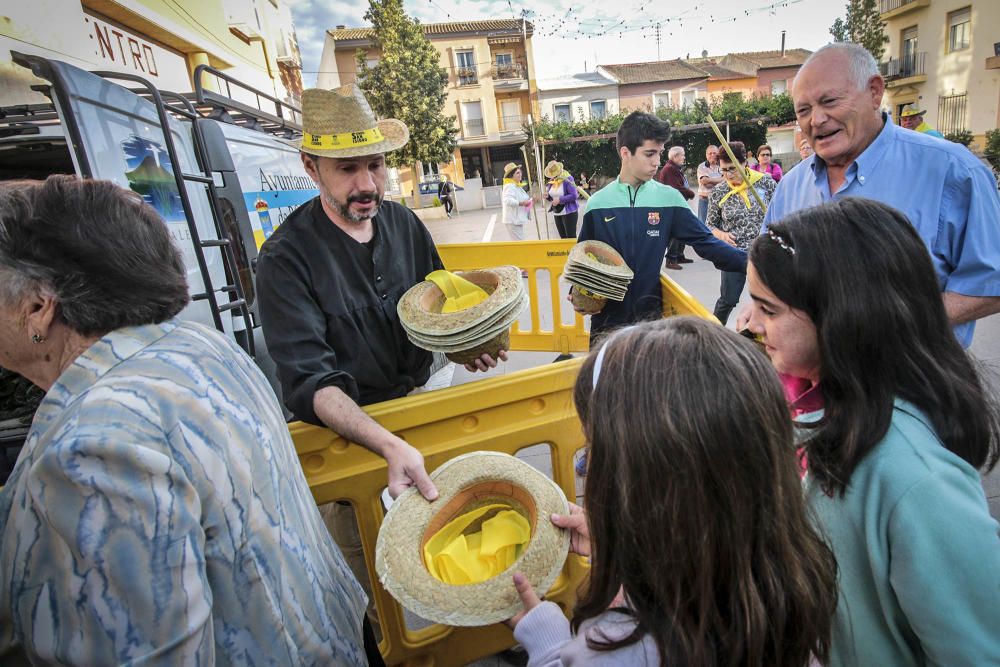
[296,84,409,159]
[375,451,570,626]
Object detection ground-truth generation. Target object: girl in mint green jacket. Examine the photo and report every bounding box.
[745,197,1000,666]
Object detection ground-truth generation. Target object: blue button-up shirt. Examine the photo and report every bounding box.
[764,114,1000,347]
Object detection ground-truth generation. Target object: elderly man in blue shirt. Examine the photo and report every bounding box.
[747,43,1000,347]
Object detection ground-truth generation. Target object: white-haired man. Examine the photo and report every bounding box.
[656,145,696,269]
[749,42,1000,348]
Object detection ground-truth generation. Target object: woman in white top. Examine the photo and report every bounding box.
[501,162,532,241]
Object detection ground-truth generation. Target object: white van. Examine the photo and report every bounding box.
[0,52,316,475]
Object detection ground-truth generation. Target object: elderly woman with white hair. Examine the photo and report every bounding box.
[0,176,374,665]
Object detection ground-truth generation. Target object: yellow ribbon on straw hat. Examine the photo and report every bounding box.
[426,270,489,313]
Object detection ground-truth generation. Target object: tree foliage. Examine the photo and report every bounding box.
[830,0,889,62]
[533,93,794,184]
[356,0,457,170]
[984,129,1000,173]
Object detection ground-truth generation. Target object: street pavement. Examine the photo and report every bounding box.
[424,203,1000,526]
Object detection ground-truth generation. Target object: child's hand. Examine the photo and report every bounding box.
[505,571,542,629]
[551,502,591,557]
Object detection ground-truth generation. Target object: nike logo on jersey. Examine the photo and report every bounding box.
[603,216,616,222]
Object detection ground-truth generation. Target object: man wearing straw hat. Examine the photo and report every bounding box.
[898,103,944,139]
[256,85,501,646]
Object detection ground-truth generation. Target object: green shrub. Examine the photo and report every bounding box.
[984,129,1000,172]
[944,129,974,147]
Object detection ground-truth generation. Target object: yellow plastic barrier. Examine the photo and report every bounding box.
[290,245,714,666]
[438,240,589,355]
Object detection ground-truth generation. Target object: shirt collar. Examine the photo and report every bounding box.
[31,320,178,439]
[809,112,894,189]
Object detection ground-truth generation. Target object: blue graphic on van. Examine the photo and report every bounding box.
[243,188,318,239]
[122,135,185,223]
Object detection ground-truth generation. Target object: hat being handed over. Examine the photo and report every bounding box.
[297,84,409,159]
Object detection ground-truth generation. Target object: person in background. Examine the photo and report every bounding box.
[543,160,580,239]
[706,141,776,325]
[578,172,590,196]
[656,146,697,269]
[507,317,838,666]
[747,197,1000,666]
[750,144,783,182]
[502,162,533,241]
[798,138,814,161]
[696,145,725,223]
[573,111,745,340]
[437,173,456,218]
[0,177,373,666]
[742,42,1000,347]
[898,104,944,138]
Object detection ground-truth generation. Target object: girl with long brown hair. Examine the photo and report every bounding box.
[508,317,838,666]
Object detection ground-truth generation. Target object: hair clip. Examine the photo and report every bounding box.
[767,228,796,255]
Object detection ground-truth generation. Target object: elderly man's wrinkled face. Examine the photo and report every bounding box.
[792,51,885,168]
[900,113,922,130]
[706,146,719,165]
[303,153,386,224]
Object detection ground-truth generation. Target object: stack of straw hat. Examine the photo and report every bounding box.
[398,266,528,365]
[563,240,634,314]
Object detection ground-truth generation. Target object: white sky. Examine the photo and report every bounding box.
[286,0,846,85]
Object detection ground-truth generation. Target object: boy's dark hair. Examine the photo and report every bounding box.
[616,111,671,155]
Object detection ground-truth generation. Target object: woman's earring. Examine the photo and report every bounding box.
[31,333,45,344]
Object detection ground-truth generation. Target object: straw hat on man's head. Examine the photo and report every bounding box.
[297,84,409,159]
[899,103,926,119]
[543,160,564,180]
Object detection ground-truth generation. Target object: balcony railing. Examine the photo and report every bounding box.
[879,52,926,81]
[501,114,528,132]
[456,67,478,86]
[463,119,485,137]
[492,62,527,81]
[879,0,920,13]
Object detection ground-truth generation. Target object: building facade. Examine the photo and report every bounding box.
[319,19,538,190]
[879,0,1000,147]
[536,71,619,122]
[1,0,303,108]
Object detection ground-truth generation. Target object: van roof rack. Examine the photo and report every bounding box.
[188,64,302,139]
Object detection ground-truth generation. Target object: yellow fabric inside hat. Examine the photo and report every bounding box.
[426,270,490,313]
[424,504,531,585]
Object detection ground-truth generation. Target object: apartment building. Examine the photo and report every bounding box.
[602,48,811,113]
[537,71,619,122]
[319,19,538,188]
[879,0,1000,147]
[1,0,303,108]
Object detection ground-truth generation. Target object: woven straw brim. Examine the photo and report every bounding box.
[401,292,528,350]
[568,240,634,279]
[543,162,563,179]
[295,118,409,158]
[398,267,524,335]
[444,329,510,365]
[376,451,570,627]
[570,285,607,313]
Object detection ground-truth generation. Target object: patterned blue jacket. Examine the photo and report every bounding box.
[0,320,368,666]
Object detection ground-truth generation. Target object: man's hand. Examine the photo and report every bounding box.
[567,291,602,316]
[505,571,543,630]
[712,228,736,246]
[383,437,438,500]
[551,502,591,557]
[463,349,508,373]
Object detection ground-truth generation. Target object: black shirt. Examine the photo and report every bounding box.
[256,198,443,424]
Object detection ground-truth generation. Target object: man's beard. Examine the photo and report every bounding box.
[325,191,383,222]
